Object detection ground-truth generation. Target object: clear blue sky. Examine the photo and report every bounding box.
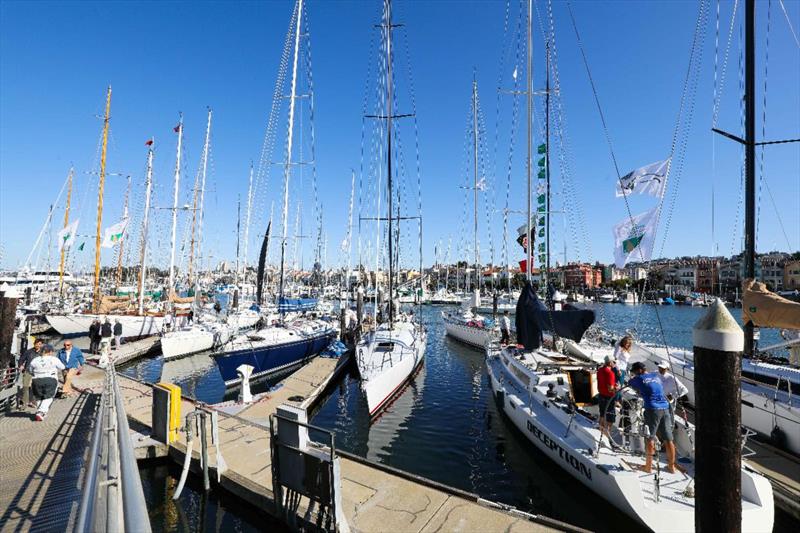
[1,0,798,273]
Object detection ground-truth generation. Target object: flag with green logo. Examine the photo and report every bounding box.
[57,220,79,251]
[613,207,658,268]
[101,219,128,248]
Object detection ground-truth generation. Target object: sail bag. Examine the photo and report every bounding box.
[742,279,800,330]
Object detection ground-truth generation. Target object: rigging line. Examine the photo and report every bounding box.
[778,0,800,48]
[712,0,742,128]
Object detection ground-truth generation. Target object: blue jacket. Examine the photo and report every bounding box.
[58,346,86,369]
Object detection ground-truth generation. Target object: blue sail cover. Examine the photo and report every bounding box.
[515,281,595,350]
[278,297,318,313]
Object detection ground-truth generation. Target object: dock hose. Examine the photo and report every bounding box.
[173,416,195,500]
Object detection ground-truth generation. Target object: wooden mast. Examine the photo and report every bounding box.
[58,167,74,296]
[92,86,112,312]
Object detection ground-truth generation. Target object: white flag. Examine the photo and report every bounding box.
[613,207,659,269]
[57,220,79,251]
[101,219,128,248]
[615,159,670,198]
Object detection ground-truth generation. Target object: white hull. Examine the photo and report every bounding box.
[442,314,493,349]
[45,313,163,340]
[161,327,216,360]
[357,321,426,416]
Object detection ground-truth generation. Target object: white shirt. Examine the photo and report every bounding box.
[28,355,65,379]
[501,316,511,330]
[658,371,689,400]
[613,344,631,371]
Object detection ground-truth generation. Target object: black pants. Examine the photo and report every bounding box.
[89,338,99,354]
[501,328,510,344]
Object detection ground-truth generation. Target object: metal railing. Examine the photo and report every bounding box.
[75,363,151,533]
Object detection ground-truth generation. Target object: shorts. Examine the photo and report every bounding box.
[598,395,616,423]
[644,408,673,442]
[32,377,58,400]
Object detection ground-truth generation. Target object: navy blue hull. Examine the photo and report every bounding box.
[213,330,336,386]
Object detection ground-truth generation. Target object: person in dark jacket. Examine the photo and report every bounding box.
[89,320,101,354]
[113,319,123,349]
[18,338,43,408]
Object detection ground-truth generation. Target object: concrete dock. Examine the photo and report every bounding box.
[67,359,571,532]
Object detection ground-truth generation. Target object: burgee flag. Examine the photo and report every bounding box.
[102,219,128,248]
[615,159,670,198]
[57,220,79,251]
[613,207,659,268]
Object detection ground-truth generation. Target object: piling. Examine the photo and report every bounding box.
[0,284,20,369]
[693,300,743,533]
[356,285,364,330]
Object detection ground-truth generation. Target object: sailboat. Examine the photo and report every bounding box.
[211,0,335,387]
[356,0,427,417]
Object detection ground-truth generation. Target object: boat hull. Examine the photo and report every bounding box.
[161,328,216,360]
[45,313,163,340]
[443,317,493,349]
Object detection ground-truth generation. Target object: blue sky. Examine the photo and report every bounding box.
[1,0,798,273]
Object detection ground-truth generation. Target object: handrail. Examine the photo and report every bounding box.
[74,364,151,532]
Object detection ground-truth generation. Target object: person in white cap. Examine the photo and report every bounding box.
[657,360,688,428]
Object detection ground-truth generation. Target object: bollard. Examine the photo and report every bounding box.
[693,300,743,533]
[237,364,254,404]
[0,283,21,370]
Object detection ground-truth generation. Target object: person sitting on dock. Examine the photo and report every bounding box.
[57,341,85,397]
[28,344,65,421]
[17,338,43,409]
[612,335,633,383]
[500,310,511,345]
[596,355,619,448]
[89,319,101,354]
[113,319,123,350]
[628,361,683,474]
[656,361,688,428]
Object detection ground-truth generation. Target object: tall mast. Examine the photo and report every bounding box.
[279,0,304,311]
[168,114,184,298]
[743,0,756,355]
[188,109,212,287]
[58,167,74,296]
[243,162,254,275]
[385,0,395,326]
[116,175,131,286]
[236,195,241,285]
[92,86,112,312]
[472,75,479,293]
[138,142,154,315]
[196,108,212,288]
[525,0,533,283]
[545,41,551,294]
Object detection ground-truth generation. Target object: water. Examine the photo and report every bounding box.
[122,303,792,531]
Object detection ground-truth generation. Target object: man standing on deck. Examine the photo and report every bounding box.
[596,355,619,448]
[17,338,43,409]
[628,361,683,474]
[656,361,689,428]
[58,341,85,397]
[113,319,122,350]
[28,344,65,421]
[500,310,511,345]
[88,320,101,354]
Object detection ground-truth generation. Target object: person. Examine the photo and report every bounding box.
[188,309,194,324]
[113,319,123,350]
[89,319,101,354]
[163,312,173,332]
[656,361,689,427]
[628,361,683,474]
[17,338,43,409]
[100,317,113,355]
[492,292,499,318]
[613,335,633,383]
[28,344,65,421]
[214,301,222,314]
[58,341,85,396]
[500,310,511,345]
[596,355,619,447]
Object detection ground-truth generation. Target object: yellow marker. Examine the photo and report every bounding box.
[155,382,182,443]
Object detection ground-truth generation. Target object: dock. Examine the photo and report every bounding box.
[745,439,800,521]
[67,357,572,532]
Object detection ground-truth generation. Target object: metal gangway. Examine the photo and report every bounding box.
[74,363,151,533]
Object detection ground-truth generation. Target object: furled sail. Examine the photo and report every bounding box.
[742,279,800,330]
[256,221,271,305]
[515,281,595,350]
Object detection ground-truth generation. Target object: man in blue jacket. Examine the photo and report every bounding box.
[628,361,683,474]
[58,340,85,396]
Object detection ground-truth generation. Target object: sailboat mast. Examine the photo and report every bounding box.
[236,195,241,285]
[195,108,212,288]
[472,75,479,292]
[116,175,131,286]
[525,0,533,283]
[138,142,154,315]
[743,0,756,355]
[58,167,73,296]
[243,162,254,275]
[545,41,551,291]
[168,114,184,298]
[279,0,304,310]
[385,0,395,326]
[92,86,112,312]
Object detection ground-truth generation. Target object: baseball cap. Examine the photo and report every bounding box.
[657,361,670,370]
[604,354,616,364]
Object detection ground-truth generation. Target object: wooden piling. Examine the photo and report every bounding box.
[693,300,743,533]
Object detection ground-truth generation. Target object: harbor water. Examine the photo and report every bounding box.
[119,303,793,532]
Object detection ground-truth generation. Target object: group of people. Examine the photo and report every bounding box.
[596,335,689,474]
[87,317,123,354]
[17,337,86,421]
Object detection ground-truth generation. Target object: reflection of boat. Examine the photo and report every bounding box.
[160,352,216,385]
[366,365,425,462]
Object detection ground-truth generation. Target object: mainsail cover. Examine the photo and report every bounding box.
[742,279,800,330]
[256,221,271,305]
[515,281,595,350]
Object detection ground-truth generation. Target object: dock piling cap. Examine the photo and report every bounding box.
[692,299,744,352]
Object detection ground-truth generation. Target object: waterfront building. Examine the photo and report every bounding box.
[785,260,800,290]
